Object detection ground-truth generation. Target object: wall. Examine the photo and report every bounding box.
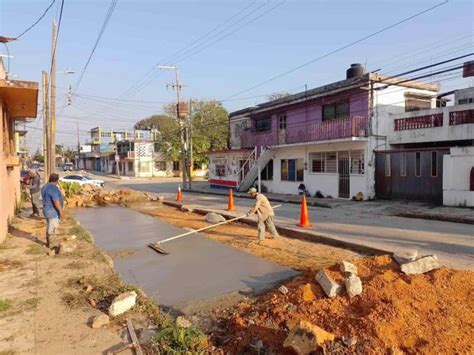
[208,150,253,189]
[0,98,21,243]
[443,146,474,207]
[261,141,368,198]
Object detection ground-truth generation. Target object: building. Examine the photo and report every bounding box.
[0,58,38,242]
[79,127,177,177]
[209,63,439,199]
[376,87,474,206]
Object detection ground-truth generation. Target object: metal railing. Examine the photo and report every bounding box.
[394,113,443,131]
[449,109,474,126]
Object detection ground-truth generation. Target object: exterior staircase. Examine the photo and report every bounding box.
[237,147,274,192]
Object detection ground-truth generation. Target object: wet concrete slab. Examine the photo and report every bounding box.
[73,206,298,312]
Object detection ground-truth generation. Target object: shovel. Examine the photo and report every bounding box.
[148,205,282,255]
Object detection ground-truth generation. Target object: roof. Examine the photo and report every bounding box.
[208,148,253,155]
[0,79,39,119]
[229,72,439,118]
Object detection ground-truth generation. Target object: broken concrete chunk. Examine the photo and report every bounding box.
[91,314,110,328]
[278,285,289,295]
[315,270,342,298]
[340,261,358,276]
[176,316,192,328]
[401,255,440,275]
[283,320,335,354]
[181,205,194,213]
[205,212,226,224]
[393,249,418,265]
[58,241,77,255]
[108,291,137,317]
[345,274,363,297]
[301,283,318,302]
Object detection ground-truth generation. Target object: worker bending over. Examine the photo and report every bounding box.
[247,187,279,242]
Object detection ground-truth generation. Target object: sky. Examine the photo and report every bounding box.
[0,0,473,153]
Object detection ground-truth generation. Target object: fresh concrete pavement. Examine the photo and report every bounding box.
[93,175,474,271]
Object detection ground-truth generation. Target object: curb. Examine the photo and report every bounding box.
[163,201,390,256]
[182,188,333,209]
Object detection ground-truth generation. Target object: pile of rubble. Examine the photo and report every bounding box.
[216,254,473,354]
[65,185,155,208]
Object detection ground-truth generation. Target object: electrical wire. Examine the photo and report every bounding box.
[222,0,449,101]
[15,0,56,39]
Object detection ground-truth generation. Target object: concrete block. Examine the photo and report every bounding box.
[283,320,335,354]
[205,212,226,224]
[345,274,362,297]
[108,291,137,317]
[393,249,418,265]
[278,285,289,295]
[340,261,357,275]
[315,270,342,298]
[401,255,441,275]
[91,314,110,328]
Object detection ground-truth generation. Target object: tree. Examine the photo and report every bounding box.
[266,92,291,101]
[33,149,44,163]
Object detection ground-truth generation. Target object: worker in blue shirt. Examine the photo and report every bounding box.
[41,173,64,248]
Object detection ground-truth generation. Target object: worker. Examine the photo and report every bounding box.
[28,170,41,218]
[41,173,64,249]
[246,187,279,242]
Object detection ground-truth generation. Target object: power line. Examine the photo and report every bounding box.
[72,0,119,92]
[222,0,449,101]
[16,0,56,39]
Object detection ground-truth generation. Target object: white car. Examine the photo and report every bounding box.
[60,174,105,188]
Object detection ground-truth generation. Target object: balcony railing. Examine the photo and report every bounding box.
[394,113,443,131]
[286,116,368,144]
[449,109,474,126]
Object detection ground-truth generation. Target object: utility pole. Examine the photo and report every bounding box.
[158,65,187,189]
[50,18,57,175]
[42,71,50,178]
[76,121,80,169]
[188,98,193,190]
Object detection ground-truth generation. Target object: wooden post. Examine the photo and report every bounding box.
[50,18,57,174]
[42,71,50,178]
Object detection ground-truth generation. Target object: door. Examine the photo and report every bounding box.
[278,114,287,145]
[338,151,350,198]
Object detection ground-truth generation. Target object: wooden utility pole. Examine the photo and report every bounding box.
[188,98,193,190]
[42,71,50,178]
[50,18,57,175]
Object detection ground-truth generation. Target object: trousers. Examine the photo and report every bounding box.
[257,216,279,241]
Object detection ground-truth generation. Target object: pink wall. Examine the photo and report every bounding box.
[248,89,369,147]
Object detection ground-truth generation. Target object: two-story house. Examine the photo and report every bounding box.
[209,64,438,199]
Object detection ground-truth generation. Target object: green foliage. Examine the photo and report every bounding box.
[0,299,11,312]
[154,323,206,353]
[60,181,82,198]
[25,244,48,255]
[33,149,44,163]
[21,190,30,202]
[68,224,92,243]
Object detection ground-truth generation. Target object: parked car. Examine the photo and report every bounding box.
[63,162,74,171]
[60,174,105,188]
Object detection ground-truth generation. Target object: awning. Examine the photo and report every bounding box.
[0,79,39,119]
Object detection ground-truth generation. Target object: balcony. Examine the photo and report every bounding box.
[389,104,474,145]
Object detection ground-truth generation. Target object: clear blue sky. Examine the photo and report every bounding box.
[1,0,473,152]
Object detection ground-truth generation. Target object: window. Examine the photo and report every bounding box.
[278,114,287,130]
[431,151,437,177]
[155,161,167,171]
[322,101,349,121]
[415,152,421,177]
[260,160,273,181]
[309,152,338,173]
[173,161,180,170]
[405,94,432,112]
[350,150,365,174]
[255,117,272,133]
[385,155,391,177]
[281,159,303,181]
[400,152,407,177]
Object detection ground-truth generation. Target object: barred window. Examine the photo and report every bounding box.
[350,150,365,174]
[309,152,337,173]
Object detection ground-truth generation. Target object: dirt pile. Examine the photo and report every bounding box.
[215,255,474,354]
[65,186,152,208]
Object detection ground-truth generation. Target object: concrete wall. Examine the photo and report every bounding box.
[443,146,474,207]
[209,150,253,188]
[0,96,21,243]
[261,141,368,198]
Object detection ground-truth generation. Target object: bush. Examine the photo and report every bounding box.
[154,323,206,353]
[60,181,82,198]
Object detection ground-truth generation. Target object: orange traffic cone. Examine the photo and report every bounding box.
[176,186,182,201]
[297,194,313,227]
[227,189,236,211]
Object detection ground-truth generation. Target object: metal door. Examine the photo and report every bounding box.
[338,151,350,198]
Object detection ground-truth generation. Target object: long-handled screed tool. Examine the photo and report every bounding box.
[148,205,282,255]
